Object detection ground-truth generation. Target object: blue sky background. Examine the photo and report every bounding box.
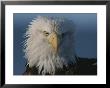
[13,13,97,75]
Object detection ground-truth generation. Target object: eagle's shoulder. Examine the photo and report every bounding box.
[23,57,97,75]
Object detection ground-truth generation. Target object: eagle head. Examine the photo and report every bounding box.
[23,16,76,75]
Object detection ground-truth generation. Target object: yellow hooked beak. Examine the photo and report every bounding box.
[48,32,58,53]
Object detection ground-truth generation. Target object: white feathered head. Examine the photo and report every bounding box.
[23,16,76,75]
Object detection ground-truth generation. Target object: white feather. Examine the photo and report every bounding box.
[23,16,76,75]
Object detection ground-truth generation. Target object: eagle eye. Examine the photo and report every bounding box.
[62,33,66,38]
[43,31,49,36]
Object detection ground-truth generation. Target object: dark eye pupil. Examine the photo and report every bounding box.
[43,31,49,36]
[62,33,65,37]
[45,32,49,35]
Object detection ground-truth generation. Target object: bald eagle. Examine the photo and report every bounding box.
[23,16,97,75]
